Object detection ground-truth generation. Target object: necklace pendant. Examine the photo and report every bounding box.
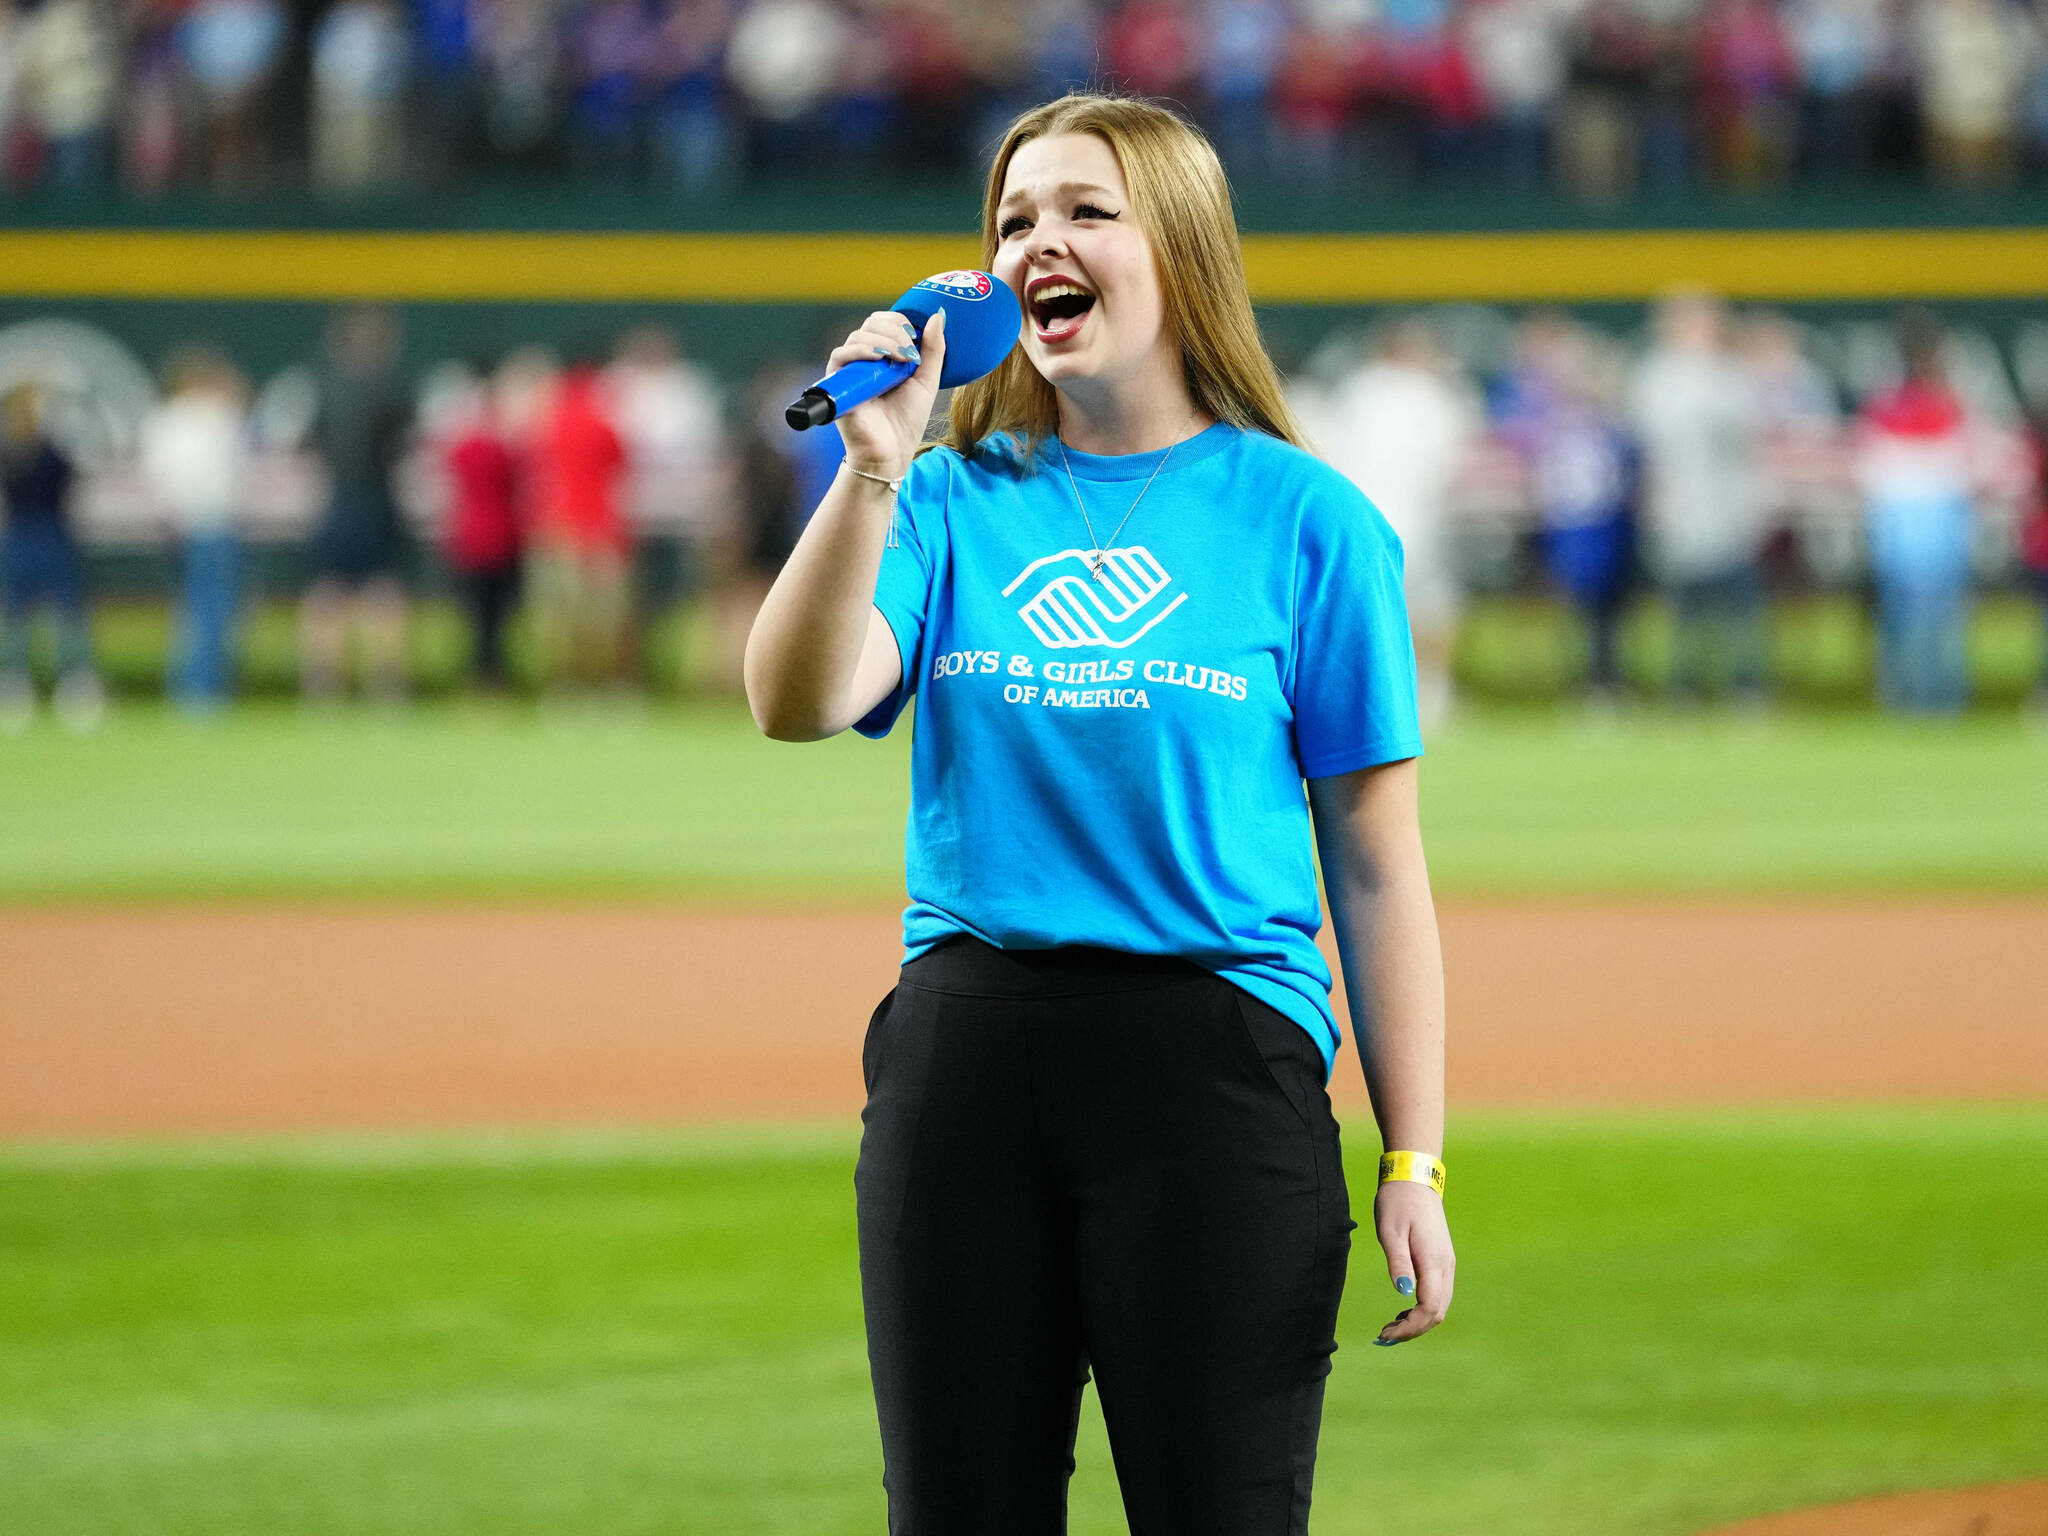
[1087,549,1105,575]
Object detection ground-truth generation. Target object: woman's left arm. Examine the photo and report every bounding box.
[1305,756,1455,1345]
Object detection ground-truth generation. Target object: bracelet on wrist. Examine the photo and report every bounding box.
[844,464,905,546]
[846,465,903,492]
[1378,1151,1446,1197]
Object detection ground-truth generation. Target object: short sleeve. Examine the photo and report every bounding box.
[1289,476,1424,778]
[851,448,948,739]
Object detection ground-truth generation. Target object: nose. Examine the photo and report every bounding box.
[1031,224,1069,261]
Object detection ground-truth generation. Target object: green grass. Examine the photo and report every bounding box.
[1,1109,2043,1536]
[1,700,2045,902]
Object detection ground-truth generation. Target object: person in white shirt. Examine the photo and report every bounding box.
[140,346,250,710]
[1322,316,1481,726]
[1629,291,1770,702]
[604,324,732,587]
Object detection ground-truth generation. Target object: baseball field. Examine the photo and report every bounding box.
[3,700,2045,1535]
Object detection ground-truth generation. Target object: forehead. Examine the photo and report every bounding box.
[999,133,1128,207]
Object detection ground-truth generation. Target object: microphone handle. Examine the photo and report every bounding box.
[784,352,921,431]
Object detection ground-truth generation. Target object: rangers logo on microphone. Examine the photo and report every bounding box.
[916,270,995,301]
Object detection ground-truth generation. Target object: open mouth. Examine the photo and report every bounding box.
[1030,281,1096,344]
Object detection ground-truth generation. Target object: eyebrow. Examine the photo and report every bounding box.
[998,180,1117,213]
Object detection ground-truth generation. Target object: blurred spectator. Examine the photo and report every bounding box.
[0,3,27,193]
[1323,315,1480,726]
[606,323,730,578]
[492,341,561,447]
[1462,0,1569,185]
[1855,310,1977,712]
[413,0,481,184]
[961,0,1033,170]
[892,0,972,172]
[301,305,414,702]
[476,0,561,169]
[1279,327,1344,461]
[566,0,647,176]
[1027,0,1100,100]
[1556,0,1657,200]
[1202,0,1291,179]
[139,345,250,711]
[1914,0,2038,189]
[645,0,740,191]
[0,0,2041,205]
[1786,0,1883,177]
[123,0,185,195]
[1402,0,1489,182]
[1639,8,1702,190]
[17,0,115,191]
[713,359,802,692]
[0,384,101,732]
[1739,311,1850,584]
[1106,0,1200,101]
[1271,10,1358,181]
[2029,4,2048,178]
[828,5,895,175]
[1629,291,1769,702]
[1499,311,1639,698]
[1697,0,1799,188]
[441,359,523,689]
[310,0,411,195]
[1742,312,1839,429]
[2022,417,2048,707]
[180,0,287,191]
[777,323,848,523]
[526,352,629,688]
[724,0,846,174]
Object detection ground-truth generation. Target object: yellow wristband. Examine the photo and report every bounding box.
[1378,1151,1446,1197]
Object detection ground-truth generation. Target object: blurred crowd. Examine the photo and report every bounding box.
[2,0,2047,203]
[0,304,846,724]
[1293,294,2047,718]
[2,295,2046,732]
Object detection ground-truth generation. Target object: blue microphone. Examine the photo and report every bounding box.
[786,270,1021,430]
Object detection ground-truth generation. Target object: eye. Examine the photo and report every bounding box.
[998,215,1030,237]
[1076,203,1118,221]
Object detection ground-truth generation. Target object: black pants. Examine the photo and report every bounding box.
[855,935,1354,1535]
[459,565,519,685]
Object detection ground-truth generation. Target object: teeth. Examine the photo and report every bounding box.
[1034,283,1091,303]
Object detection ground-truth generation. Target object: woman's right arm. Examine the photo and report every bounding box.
[745,307,946,741]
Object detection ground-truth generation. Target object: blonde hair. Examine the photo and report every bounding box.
[931,92,1307,466]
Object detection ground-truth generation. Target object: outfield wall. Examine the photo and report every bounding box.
[5,185,2048,379]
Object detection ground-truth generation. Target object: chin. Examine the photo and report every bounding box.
[1028,345,1097,385]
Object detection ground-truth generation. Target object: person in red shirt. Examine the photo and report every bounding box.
[1855,313,1977,713]
[525,357,629,689]
[2021,417,2048,710]
[441,366,522,690]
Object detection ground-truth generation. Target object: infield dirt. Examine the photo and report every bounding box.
[4,897,2043,1138]
[1696,1480,2048,1535]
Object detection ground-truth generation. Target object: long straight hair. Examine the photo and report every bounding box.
[930,92,1308,466]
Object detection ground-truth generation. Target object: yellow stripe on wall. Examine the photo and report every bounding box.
[0,232,982,303]
[2,227,2043,303]
[1241,228,2048,302]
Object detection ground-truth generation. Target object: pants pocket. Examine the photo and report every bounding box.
[861,983,899,1096]
[1228,987,1319,1134]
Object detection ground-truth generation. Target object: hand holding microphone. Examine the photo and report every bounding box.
[790,270,1022,481]
[825,307,948,483]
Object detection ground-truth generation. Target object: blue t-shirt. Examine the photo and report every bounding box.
[853,420,1422,1077]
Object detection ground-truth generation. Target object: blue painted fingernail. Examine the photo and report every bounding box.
[897,347,920,363]
[1374,1335,1399,1347]
[1395,1276,1415,1297]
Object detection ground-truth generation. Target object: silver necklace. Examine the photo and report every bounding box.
[1056,418,1197,583]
